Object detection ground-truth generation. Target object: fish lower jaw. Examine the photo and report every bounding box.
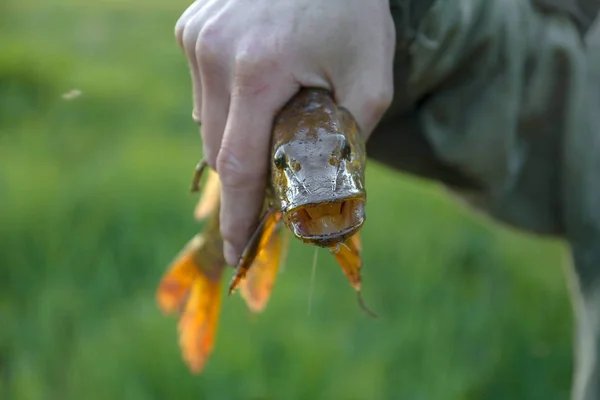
[290,222,364,248]
[283,197,365,247]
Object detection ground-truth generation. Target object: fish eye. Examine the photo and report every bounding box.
[341,142,352,160]
[273,148,287,170]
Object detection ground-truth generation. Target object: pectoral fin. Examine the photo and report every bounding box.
[239,222,287,312]
[331,232,377,318]
[228,209,283,295]
[194,168,221,221]
[332,232,362,291]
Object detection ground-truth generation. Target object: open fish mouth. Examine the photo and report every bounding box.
[284,197,365,247]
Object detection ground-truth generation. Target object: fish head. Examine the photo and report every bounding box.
[270,88,366,247]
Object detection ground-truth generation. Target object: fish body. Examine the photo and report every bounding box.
[156,88,372,374]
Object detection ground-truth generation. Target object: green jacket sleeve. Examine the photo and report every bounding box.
[533,0,600,35]
[371,0,596,238]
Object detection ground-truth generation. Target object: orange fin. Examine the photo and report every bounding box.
[239,222,286,312]
[156,234,226,373]
[178,268,223,373]
[330,232,377,318]
[228,209,283,295]
[332,232,362,291]
[194,169,221,221]
[156,235,204,314]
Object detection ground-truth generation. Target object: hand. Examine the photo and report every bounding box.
[176,0,396,266]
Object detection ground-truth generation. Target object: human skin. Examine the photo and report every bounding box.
[174,0,396,266]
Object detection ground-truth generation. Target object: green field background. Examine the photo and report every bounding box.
[0,1,576,399]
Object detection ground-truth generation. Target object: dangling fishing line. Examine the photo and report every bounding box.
[307,247,319,316]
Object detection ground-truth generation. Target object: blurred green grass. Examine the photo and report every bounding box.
[0,1,575,399]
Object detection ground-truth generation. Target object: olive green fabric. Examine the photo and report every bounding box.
[374,0,597,237]
[533,0,600,35]
[409,0,584,235]
[388,0,600,37]
[368,1,600,399]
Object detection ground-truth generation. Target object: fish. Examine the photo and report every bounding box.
[155,87,375,374]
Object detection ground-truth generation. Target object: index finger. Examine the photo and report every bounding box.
[216,75,298,266]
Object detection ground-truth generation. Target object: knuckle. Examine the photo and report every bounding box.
[234,53,263,77]
[216,146,256,188]
[174,13,188,46]
[196,23,224,64]
[174,22,185,47]
[232,43,280,88]
[365,87,393,117]
[203,149,218,171]
[198,134,218,170]
[235,51,276,78]
[220,219,248,246]
[176,9,199,50]
[175,0,206,46]
[181,21,201,55]
[231,62,274,98]
[359,87,394,132]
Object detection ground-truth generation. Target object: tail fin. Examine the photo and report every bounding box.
[156,234,225,373]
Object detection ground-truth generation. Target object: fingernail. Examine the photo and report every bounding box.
[224,241,239,266]
[192,109,201,125]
